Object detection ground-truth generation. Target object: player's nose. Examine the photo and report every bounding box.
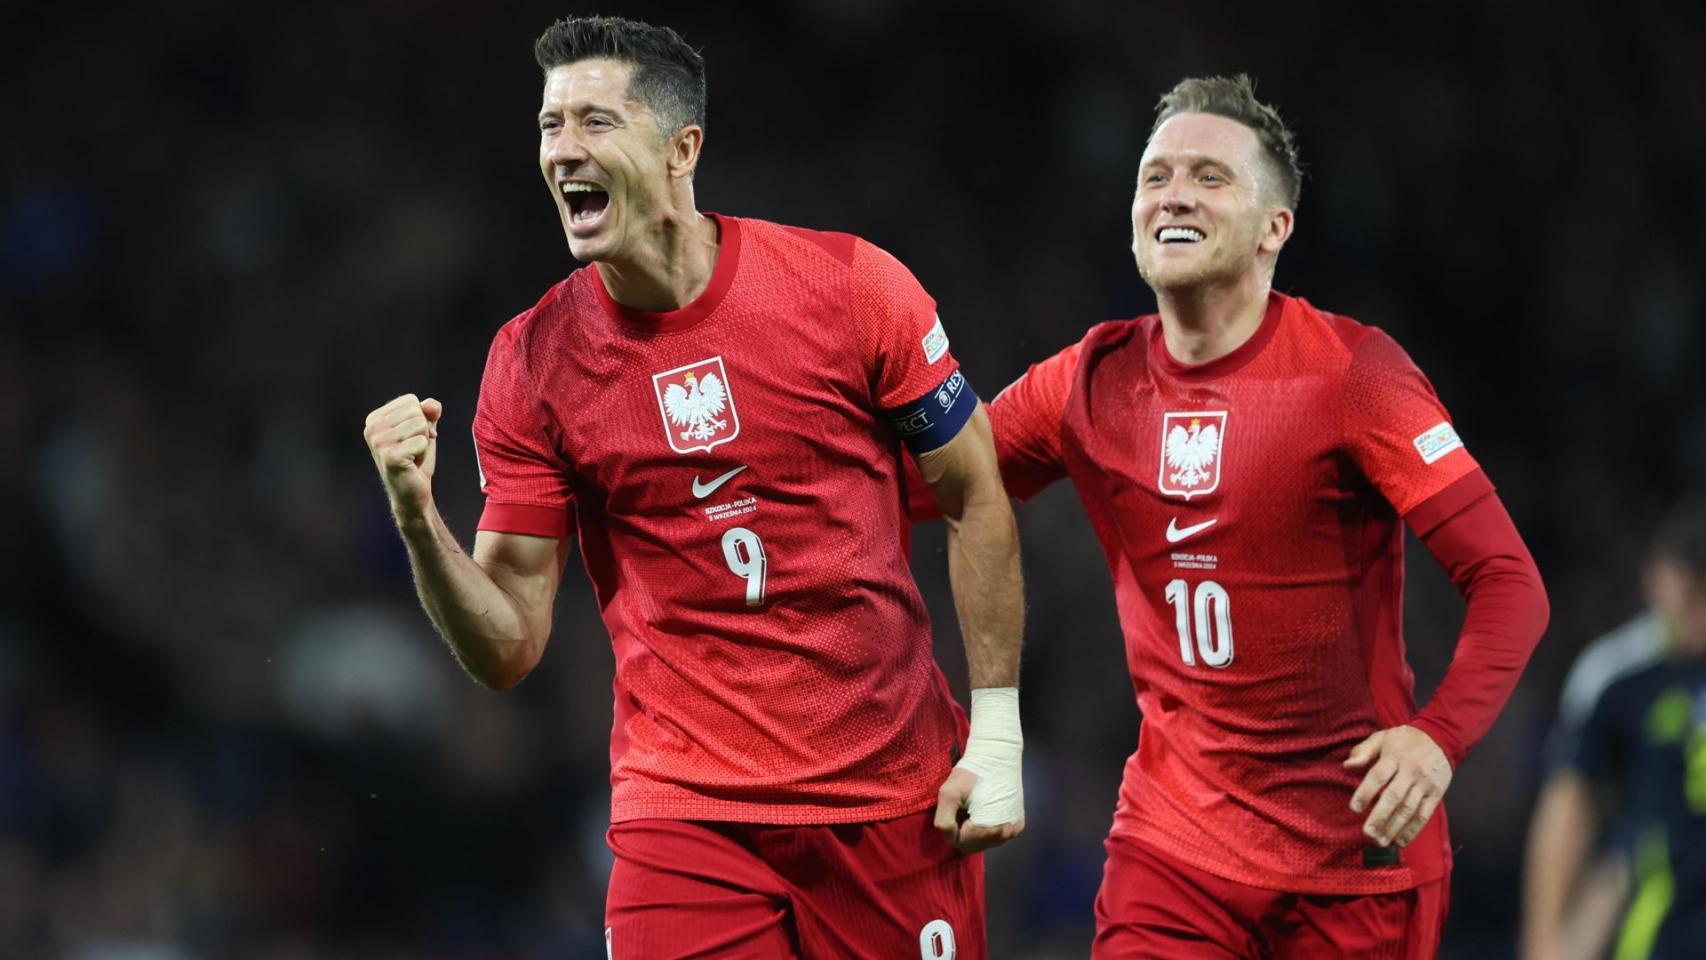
[546,129,590,167]
[1159,181,1196,213]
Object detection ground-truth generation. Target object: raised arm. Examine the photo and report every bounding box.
[916,402,1028,853]
[363,393,566,690]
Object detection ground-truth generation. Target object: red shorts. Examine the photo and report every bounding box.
[605,810,985,959]
[1093,834,1449,960]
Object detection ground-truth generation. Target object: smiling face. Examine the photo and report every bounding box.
[1132,112,1293,295]
[538,58,690,264]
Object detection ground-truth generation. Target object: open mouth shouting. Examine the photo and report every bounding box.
[561,180,611,232]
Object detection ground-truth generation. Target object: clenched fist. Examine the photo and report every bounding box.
[363,394,443,521]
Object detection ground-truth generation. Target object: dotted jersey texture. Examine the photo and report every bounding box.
[989,292,1478,894]
[472,215,970,824]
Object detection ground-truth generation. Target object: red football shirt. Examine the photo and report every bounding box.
[472,215,969,825]
[990,292,1478,894]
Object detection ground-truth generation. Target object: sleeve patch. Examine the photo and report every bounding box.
[1413,422,1464,464]
[888,369,977,453]
[921,315,950,365]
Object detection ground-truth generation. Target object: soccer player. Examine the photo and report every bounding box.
[361,16,1025,958]
[955,75,1551,956]
[1521,500,1706,960]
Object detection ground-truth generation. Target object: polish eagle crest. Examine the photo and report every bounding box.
[652,356,741,454]
[1157,411,1227,498]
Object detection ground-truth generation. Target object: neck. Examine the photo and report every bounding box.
[596,201,719,312]
[1156,269,1272,365]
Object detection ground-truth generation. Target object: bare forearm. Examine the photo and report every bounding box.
[396,509,543,689]
[1521,773,1595,956]
[945,486,1024,689]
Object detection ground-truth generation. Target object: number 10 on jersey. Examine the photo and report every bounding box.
[1166,578,1233,668]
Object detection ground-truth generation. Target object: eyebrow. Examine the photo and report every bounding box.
[538,100,624,121]
[1141,154,1236,175]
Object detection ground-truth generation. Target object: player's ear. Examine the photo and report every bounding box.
[668,124,704,180]
[1259,204,1294,256]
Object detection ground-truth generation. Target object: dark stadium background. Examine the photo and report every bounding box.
[4,1,1703,956]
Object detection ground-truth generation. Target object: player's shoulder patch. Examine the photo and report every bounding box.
[921,314,950,364]
[779,223,858,266]
[1412,421,1464,464]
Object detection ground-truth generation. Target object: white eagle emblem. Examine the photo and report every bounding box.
[1157,411,1227,499]
[652,356,741,454]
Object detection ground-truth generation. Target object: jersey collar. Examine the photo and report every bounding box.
[1153,290,1287,382]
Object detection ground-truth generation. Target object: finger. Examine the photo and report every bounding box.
[422,429,438,475]
[1343,731,1384,769]
[365,393,418,428]
[953,822,1010,854]
[1350,757,1397,813]
[388,435,429,468]
[1396,790,1442,848]
[378,397,428,433]
[1373,778,1426,847]
[933,789,964,844]
[421,397,443,425]
[392,418,431,446]
[1361,769,1413,845]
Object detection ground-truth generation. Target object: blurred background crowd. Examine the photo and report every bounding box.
[4,0,1703,956]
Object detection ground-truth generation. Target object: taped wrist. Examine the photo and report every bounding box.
[955,687,1025,826]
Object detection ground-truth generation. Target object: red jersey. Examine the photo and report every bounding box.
[990,292,1478,894]
[471,215,969,825]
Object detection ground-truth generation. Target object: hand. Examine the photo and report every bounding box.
[363,394,443,520]
[933,766,1025,854]
[1344,724,1453,848]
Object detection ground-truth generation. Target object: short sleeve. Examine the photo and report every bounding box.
[471,321,573,538]
[989,341,1081,502]
[1343,330,1479,517]
[1570,675,1630,782]
[851,239,961,411]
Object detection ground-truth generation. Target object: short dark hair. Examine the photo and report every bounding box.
[1653,497,1706,580]
[533,16,706,136]
[1151,74,1302,210]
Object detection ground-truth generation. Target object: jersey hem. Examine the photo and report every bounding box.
[1110,820,1450,896]
[609,793,939,827]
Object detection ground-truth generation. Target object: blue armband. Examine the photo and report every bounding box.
[887,369,978,454]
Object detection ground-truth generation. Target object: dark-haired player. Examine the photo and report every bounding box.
[361,16,1024,958]
[1523,499,1706,960]
[965,75,1550,956]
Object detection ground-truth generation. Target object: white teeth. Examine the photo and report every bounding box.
[1158,227,1205,243]
[561,182,603,194]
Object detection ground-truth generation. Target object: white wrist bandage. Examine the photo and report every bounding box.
[955,687,1025,826]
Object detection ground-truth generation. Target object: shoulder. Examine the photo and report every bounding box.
[1597,658,1670,713]
[733,215,861,268]
[1071,316,1157,378]
[484,271,591,376]
[1560,613,1669,724]
[1290,297,1416,372]
[1081,316,1152,355]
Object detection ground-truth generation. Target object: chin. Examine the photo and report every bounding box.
[564,233,612,264]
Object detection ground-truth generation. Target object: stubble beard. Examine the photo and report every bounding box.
[1137,242,1232,298]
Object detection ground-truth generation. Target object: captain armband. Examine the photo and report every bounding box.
[887,369,979,454]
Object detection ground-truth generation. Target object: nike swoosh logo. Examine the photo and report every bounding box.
[692,465,748,499]
[1165,517,1218,543]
